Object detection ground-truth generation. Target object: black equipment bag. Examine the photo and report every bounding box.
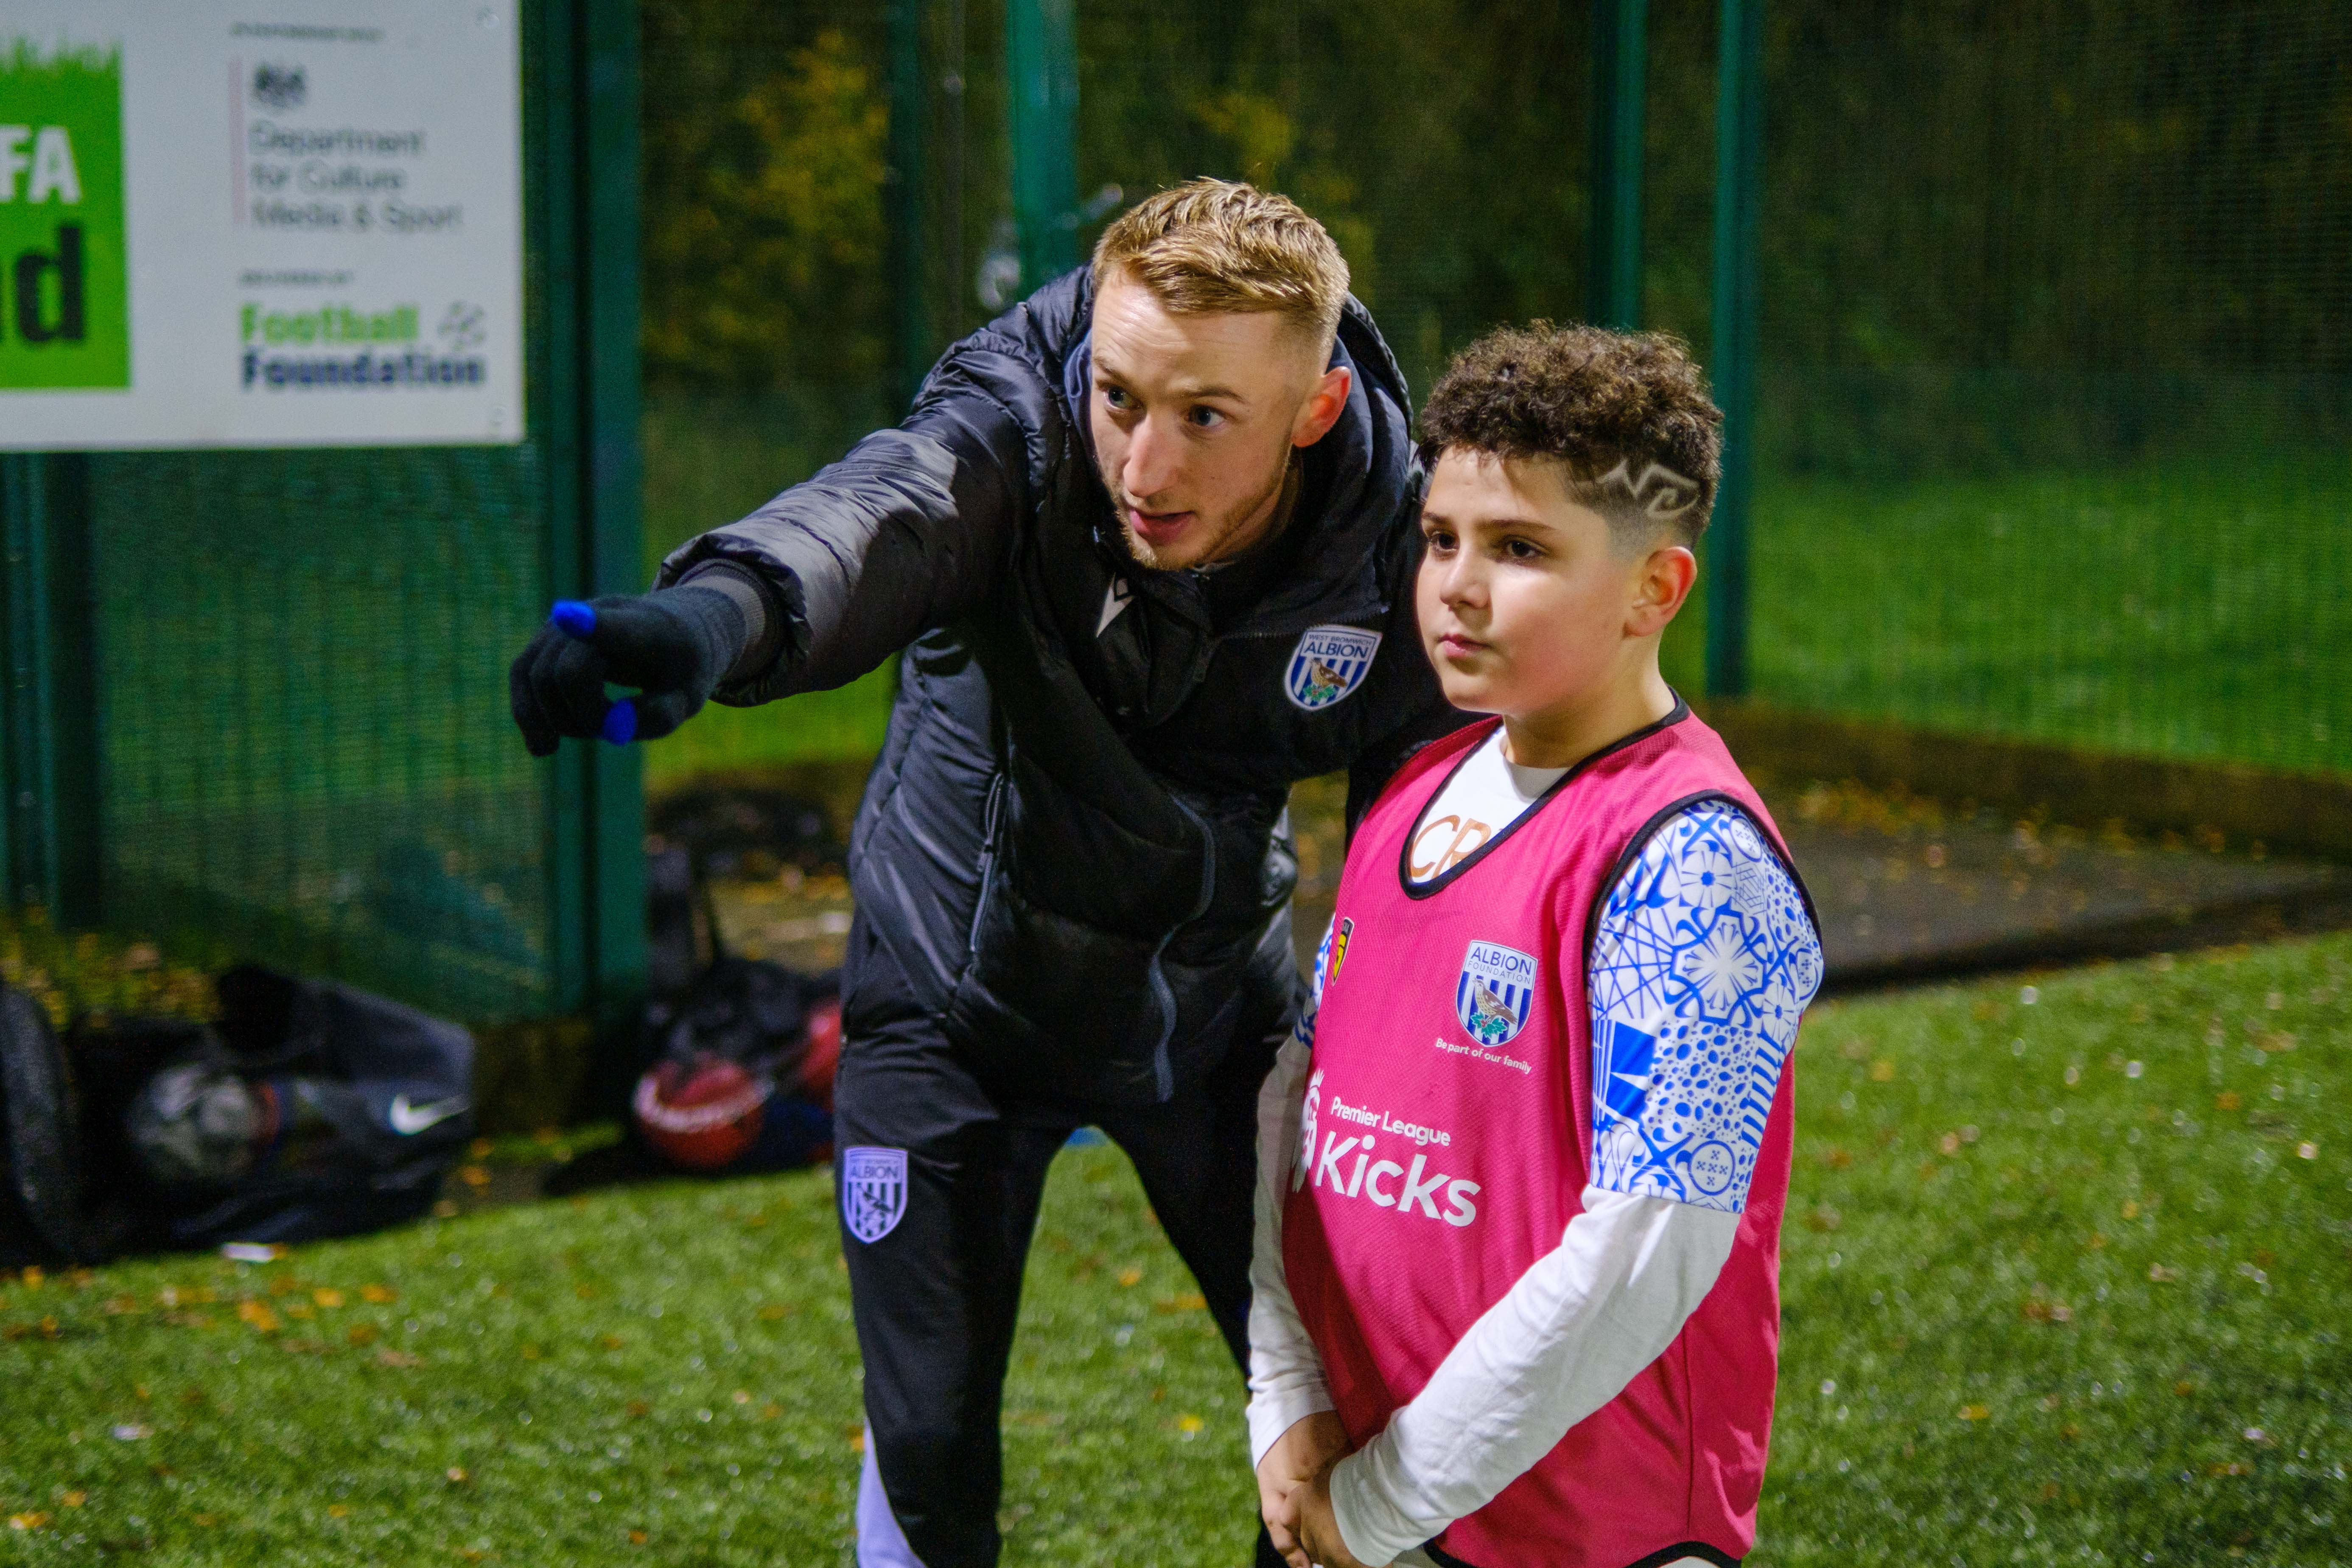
[63,966,476,1257]
[549,844,840,1191]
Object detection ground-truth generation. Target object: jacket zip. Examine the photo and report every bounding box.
[966,771,1009,960]
[1142,794,1217,1102]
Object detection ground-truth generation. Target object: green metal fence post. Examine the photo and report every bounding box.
[1588,0,1648,329]
[538,0,645,1033]
[0,454,45,915]
[888,0,935,408]
[0,453,100,927]
[538,0,591,1016]
[1706,0,1763,700]
[582,0,647,1034]
[1007,0,1079,290]
[42,455,98,929]
[541,0,593,1020]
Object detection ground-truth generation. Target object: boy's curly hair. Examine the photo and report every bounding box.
[1417,323,1723,545]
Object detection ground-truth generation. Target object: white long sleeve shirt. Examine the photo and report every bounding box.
[1248,796,1821,1567]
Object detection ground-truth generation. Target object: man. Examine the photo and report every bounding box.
[509,179,1460,1567]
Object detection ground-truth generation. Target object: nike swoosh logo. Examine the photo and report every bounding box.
[387,1095,469,1136]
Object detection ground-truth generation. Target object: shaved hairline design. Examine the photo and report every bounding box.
[1586,458,1702,521]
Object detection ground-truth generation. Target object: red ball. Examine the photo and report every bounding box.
[634,1055,768,1170]
[797,997,843,1111]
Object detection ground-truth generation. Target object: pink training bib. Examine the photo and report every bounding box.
[1283,709,1800,1568]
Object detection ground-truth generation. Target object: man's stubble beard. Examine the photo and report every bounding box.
[1108,449,1295,573]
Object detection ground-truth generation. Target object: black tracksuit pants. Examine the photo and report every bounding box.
[834,915,1291,1568]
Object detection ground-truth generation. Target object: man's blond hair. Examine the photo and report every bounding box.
[1090,178,1350,356]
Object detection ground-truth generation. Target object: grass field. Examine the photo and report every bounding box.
[1741,448,2352,778]
[6,932,2344,1565]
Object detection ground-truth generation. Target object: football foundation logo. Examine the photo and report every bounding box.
[1285,625,1380,710]
[840,1146,909,1243]
[1456,941,1536,1046]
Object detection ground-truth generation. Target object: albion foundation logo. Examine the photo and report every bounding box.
[0,39,130,390]
[1456,940,1536,1047]
[1284,625,1379,711]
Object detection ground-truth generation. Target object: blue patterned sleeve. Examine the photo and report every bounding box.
[1586,800,1823,1212]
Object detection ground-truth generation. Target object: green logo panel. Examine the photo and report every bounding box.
[0,40,128,389]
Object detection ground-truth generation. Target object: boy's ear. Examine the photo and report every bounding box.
[1629,543,1698,637]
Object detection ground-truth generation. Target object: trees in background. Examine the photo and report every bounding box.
[641,0,2352,472]
[641,6,889,394]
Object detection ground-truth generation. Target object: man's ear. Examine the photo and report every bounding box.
[1629,543,1698,636]
[1291,365,1353,449]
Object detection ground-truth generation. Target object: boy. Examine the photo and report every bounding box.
[1248,325,1824,1568]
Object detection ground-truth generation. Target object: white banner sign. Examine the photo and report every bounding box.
[0,1,523,450]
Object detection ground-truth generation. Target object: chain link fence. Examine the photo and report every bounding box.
[1694,0,2351,777]
[648,0,2349,787]
[3,0,2332,1029]
[92,447,554,1017]
[20,0,643,1025]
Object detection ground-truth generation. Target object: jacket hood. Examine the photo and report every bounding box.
[1043,269,1420,636]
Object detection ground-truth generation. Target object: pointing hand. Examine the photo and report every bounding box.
[508,590,734,756]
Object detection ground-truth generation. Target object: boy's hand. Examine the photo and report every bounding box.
[1273,1457,1378,1568]
[1256,1411,1348,1568]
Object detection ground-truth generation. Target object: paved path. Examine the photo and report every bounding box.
[1774,795,2345,988]
[699,775,2350,997]
[1281,777,2347,991]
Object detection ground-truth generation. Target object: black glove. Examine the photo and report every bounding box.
[508,585,748,757]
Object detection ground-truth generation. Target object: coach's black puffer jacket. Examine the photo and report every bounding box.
[657,269,1460,1106]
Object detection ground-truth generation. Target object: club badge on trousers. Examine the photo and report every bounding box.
[840,1146,909,1243]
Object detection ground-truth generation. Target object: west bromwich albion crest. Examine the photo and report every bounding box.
[840,1146,909,1243]
[1285,625,1380,711]
[1456,940,1537,1047]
